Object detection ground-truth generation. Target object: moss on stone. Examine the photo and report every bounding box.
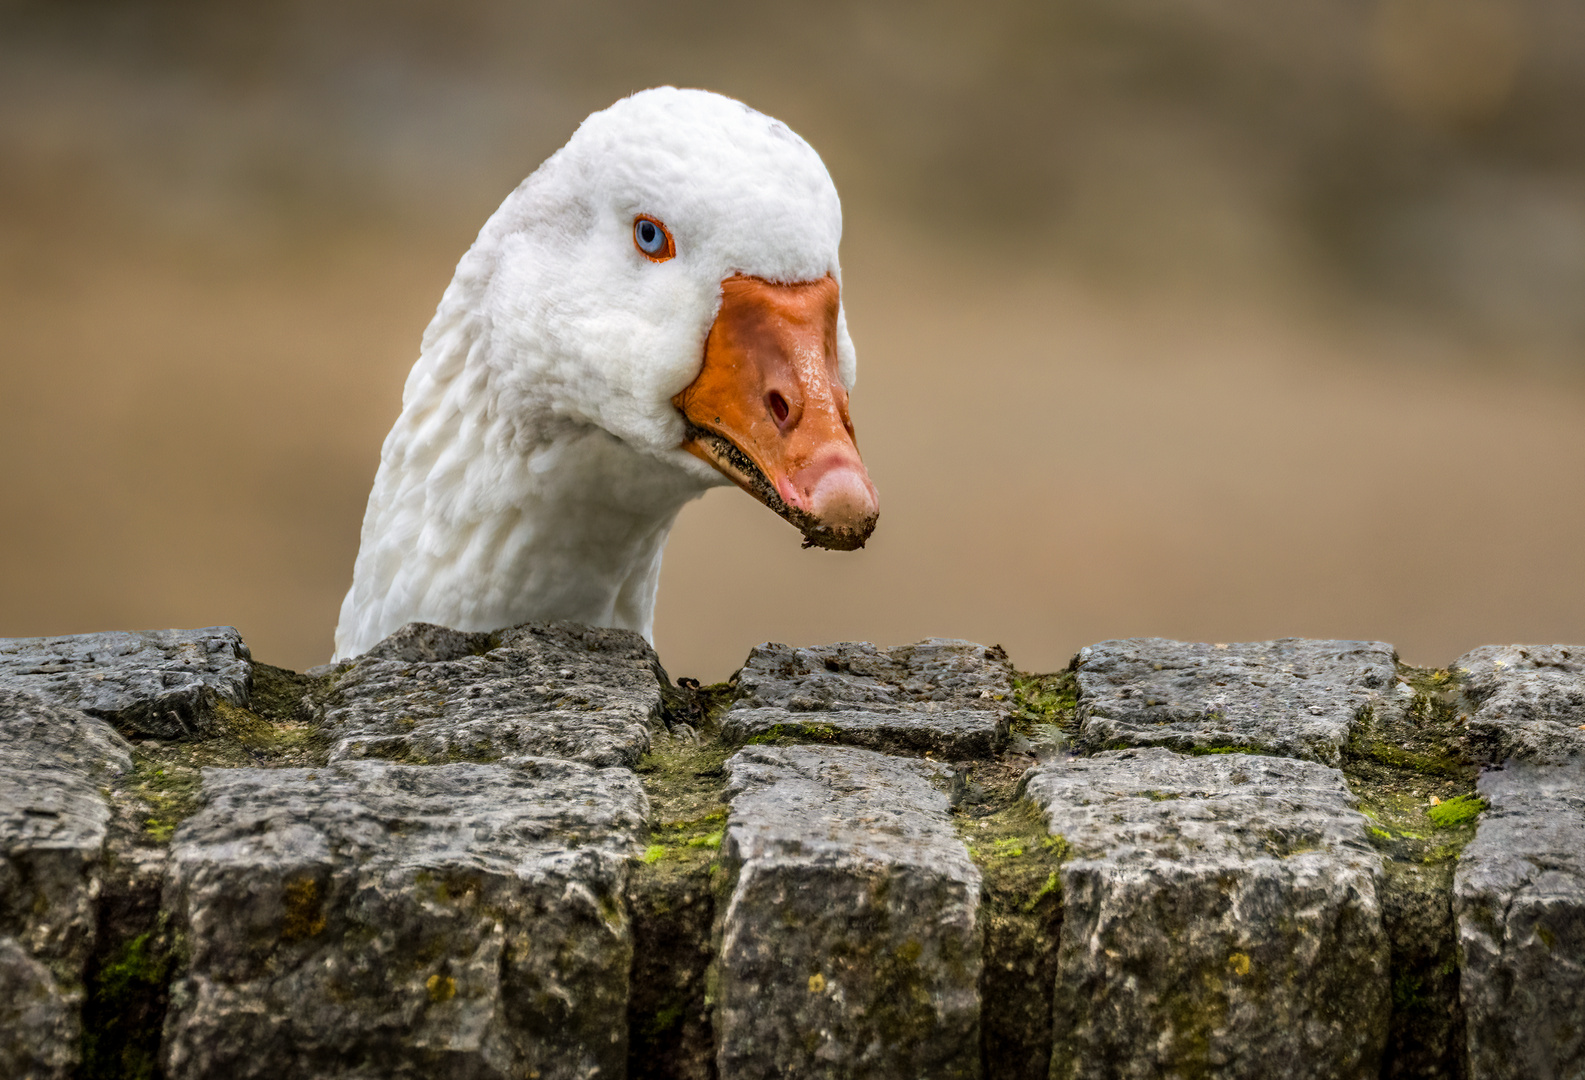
[744,720,844,746]
[954,716,1073,1080]
[1343,662,1481,1079]
[627,717,731,1080]
[1428,794,1486,829]
[127,758,204,843]
[223,663,334,762]
[1010,671,1078,739]
[78,916,180,1080]
[114,664,336,843]
[1186,743,1264,756]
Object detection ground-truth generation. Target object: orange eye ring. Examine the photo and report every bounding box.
[633,215,676,262]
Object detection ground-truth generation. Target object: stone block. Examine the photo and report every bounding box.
[1453,758,1585,1080]
[720,639,1012,758]
[1455,644,1585,764]
[0,688,132,1080]
[1023,747,1390,1080]
[715,744,982,1080]
[0,686,135,778]
[319,621,665,769]
[0,627,253,739]
[1072,637,1401,765]
[161,757,647,1080]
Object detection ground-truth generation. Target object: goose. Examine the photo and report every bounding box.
[333,88,879,660]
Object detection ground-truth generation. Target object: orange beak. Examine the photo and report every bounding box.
[673,274,879,550]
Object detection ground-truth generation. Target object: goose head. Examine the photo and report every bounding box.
[483,86,878,548]
[334,88,878,659]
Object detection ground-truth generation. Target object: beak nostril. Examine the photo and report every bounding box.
[767,391,790,426]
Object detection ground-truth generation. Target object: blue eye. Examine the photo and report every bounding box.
[633,215,675,261]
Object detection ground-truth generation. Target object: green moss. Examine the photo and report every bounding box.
[1427,794,1486,829]
[214,665,334,761]
[79,919,179,1080]
[1186,743,1262,756]
[1392,970,1427,1011]
[113,663,337,847]
[982,836,1027,858]
[1023,870,1060,913]
[1010,672,1078,736]
[746,721,842,745]
[127,758,204,843]
[642,1000,688,1039]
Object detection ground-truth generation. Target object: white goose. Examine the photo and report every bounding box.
[333,88,879,660]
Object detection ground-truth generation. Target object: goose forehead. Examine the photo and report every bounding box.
[569,89,842,266]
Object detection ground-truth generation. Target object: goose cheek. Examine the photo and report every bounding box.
[672,273,879,550]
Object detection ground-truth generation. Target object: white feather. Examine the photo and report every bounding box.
[333,88,854,659]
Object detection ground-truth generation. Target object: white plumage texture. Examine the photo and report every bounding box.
[334,88,856,660]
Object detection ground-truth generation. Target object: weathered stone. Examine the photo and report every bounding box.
[1024,747,1390,1080]
[720,639,1013,758]
[362,622,497,665]
[721,706,1007,760]
[318,621,664,769]
[0,627,253,739]
[1072,637,1401,765]
[161,757,647,1080]
[1455,644,1585,764]
[0,686,135,779]
[1453,758,1585,1080]
[0,688,132,1080]
[715,744,982,1080]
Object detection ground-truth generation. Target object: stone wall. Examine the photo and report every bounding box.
[1,623,1581,1079]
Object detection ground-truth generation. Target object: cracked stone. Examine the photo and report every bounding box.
[1024,747,1390,1080]
[1072,637,1401,765]
[1455,644,1585,765]
[1454,757,1585,1080]
[0,687,133,1080]
[316,621,665,769]
[0,627,253,739]
[161,757,648,1080]
[720,639,1013,758]
[714,744,982,1080]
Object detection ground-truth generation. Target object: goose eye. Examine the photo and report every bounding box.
[633,215,675,261]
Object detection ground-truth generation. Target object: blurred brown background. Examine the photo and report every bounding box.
[2,0,1582,679]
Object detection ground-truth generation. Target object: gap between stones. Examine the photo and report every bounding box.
[1343,663,1484,1080]
[78,663,331,1080]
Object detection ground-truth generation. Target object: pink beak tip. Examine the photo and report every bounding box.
[807,462,880,531]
